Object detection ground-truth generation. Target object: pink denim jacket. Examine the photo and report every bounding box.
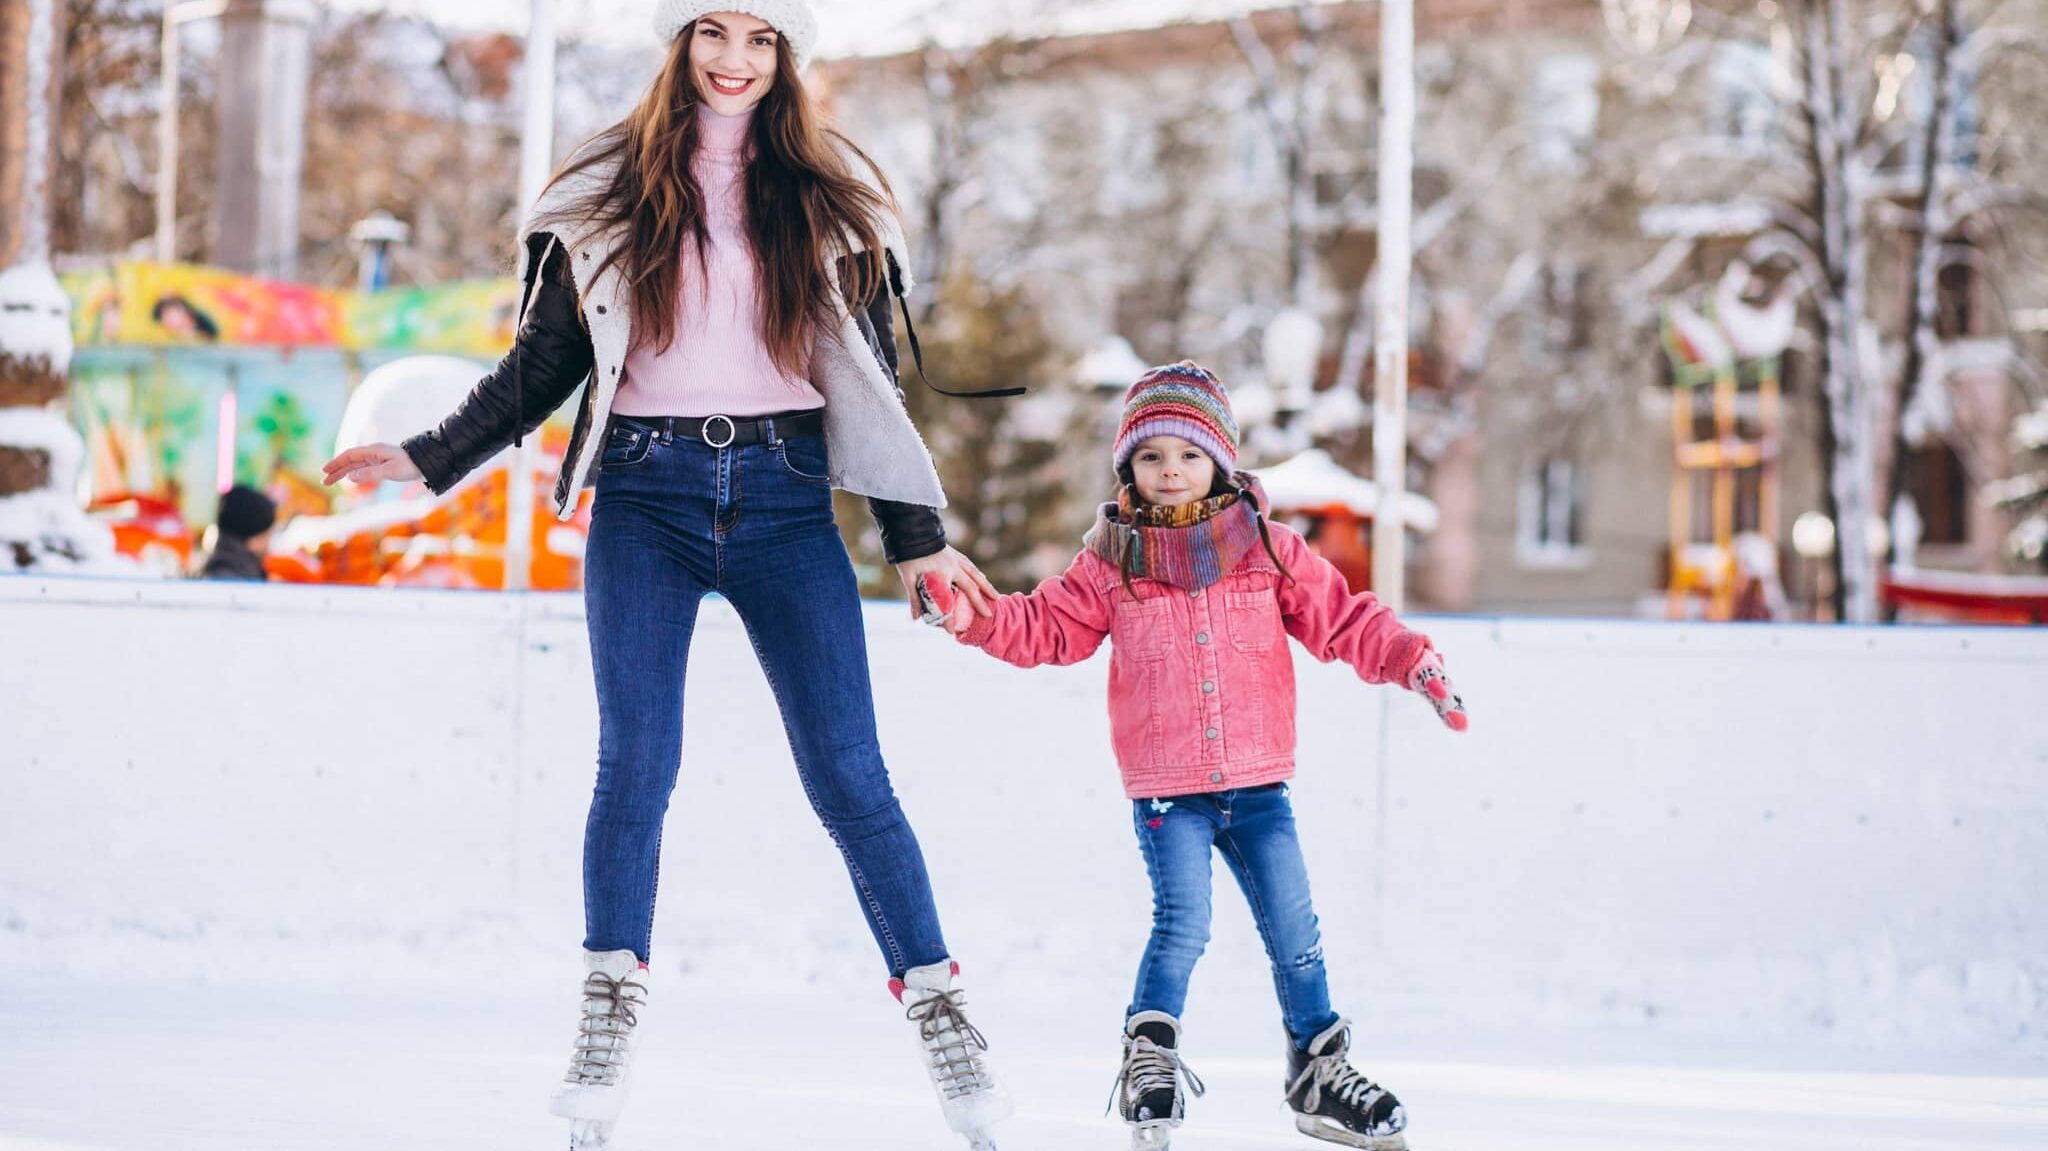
[958,521,1431,799]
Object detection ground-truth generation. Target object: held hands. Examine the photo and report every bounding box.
[896,547,997,624]
[322,443,423,487]
[916,572,981,637]
[1407,648,1470,733]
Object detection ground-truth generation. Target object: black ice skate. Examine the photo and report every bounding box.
[1108,1011,1205,1150]
[1284,1018,1407,1150]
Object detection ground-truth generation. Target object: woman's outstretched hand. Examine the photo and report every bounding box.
[897,546,997,622]
[1408,649,1470,732]
[322,443,423,487]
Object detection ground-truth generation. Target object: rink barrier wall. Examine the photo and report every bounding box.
[1,576,2041,1049]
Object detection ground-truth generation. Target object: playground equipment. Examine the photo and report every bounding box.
[1658,263,1794,620]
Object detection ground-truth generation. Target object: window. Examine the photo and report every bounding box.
[1527,54,1601,171]
[1712,42,1780,148]
[1518,456,1590,567]
[1906,441,1970,546]
[1936,250,1976,339]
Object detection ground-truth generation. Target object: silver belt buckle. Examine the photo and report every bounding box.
[700,414,737,449]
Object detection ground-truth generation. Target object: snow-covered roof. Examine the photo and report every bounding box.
[1640,200,1776,240]
[1254,448,1440,532]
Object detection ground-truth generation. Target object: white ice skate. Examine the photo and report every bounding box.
[549,949,648,1151]
[892,960,1012,1150]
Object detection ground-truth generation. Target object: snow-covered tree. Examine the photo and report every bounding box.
[1625,0,2048,619]
[1,0,123,572]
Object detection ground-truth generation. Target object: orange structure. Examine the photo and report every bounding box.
[1257,449,1438,595]
[268,424,591,591]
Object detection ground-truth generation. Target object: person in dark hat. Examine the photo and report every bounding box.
[196,485,276,581]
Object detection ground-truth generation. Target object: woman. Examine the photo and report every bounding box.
[323,5,1011,1148]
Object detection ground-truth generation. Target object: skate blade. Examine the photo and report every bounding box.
[1132,1119,1178,1149]
[964,1131,999,1151]
[568,1119,614,1151]
[1294,1113,1407,1150]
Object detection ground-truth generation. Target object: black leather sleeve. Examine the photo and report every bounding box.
[401,233,595,496]
[853,252,948,566]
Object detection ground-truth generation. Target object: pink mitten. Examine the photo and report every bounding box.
[1406,648,1469,732]
[918,573,977,636]
[916,573,953,625]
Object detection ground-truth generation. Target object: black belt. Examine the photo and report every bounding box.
[613,408,825,448]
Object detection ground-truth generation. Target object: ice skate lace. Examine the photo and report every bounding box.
[1288,1049,1387,1116]
[1105,1036,1205,1117]
[567,971,647,1087]
[904,989,992,1099]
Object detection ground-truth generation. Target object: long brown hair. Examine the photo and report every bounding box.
[534,23,895,375]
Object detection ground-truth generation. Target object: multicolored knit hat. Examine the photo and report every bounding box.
[1111,361,1240,476]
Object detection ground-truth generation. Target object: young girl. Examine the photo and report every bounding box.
[925,362,1467,1151]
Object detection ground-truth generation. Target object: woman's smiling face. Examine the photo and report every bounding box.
[689,13,781,116]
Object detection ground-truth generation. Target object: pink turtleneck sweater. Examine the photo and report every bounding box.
[612,105,824,419]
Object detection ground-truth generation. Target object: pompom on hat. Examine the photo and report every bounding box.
[653,1,820,71]
[1111,361,1241,476]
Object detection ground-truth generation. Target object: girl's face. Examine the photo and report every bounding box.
[1130,435,1216,508]
[689,13,781,116]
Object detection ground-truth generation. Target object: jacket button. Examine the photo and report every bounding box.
[1196,632,1210,645]
[1191,588,1204,599]
[595,304,607,314]
[1209,772,1224,783]
[1203,681,1216,693]
[1205,728,1219,740]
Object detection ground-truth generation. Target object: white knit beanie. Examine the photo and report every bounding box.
[653,1,820,71]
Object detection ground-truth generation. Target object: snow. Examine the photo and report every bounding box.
[2013,404,2048,453]
[0,490,125,572]
[0,407,84,487]
[1713,262,1797,360]
[2,975,2045,1151]
[1255,448,1439,531]
[2,583,2045,1147]
[270,493,445,552]
[1639,200,1776,239]
[0,260,74,377]
[1880,567,2048,597]
[1074,336,1152,391]
[0,410,128,575]
[332,354,494,457]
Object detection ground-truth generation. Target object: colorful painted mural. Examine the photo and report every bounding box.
[53,261,567,585]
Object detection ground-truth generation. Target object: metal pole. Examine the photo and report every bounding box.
[504,0,558,591]
[154,1,229,266]
[519,0,558,211]
[1371,0,1414,609]
[155,6,180,263]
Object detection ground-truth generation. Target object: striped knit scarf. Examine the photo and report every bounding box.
[1084,474,1268,592]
